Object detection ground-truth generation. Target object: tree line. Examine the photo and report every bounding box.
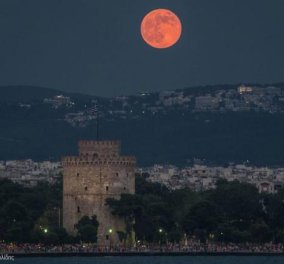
[107,176,284,244]
[1,175,284,244]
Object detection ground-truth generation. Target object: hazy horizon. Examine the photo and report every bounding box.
[1,81,284,98]
[0,0,283,96]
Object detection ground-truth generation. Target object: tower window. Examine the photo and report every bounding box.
[77,173,80,177]
[77,206,80,213]
[106,186,109,192]
[85,186,88,191]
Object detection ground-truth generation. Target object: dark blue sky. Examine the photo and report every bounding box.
[0,0,283,96]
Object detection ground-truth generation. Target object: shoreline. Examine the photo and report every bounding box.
[6,252,284,258]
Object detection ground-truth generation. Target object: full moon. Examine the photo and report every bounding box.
[141,9,182,49]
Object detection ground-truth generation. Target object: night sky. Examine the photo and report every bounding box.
[0,0,283,97]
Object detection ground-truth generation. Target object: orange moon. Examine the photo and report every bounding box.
[141,9,182,49]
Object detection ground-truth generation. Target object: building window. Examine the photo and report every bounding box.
[124,187,126,190]
[106,186,109,192]
[77,206,80,213]
[85,186,88,191]
[77,173,80,177]
[116,173,119,177]
[106,235,109,240]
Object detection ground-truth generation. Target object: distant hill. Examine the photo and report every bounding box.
[1,83,283,102]
[178,83,284,96]
[0,86,64,102]
[0,84,284,166]
[0,85,98,103]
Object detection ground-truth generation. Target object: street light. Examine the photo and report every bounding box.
[108,228,113,249]
[158,229,163,250]
[44,228,48,234]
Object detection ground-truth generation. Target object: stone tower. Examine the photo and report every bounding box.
[62,140,136,245]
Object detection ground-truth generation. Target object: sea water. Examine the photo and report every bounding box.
[12,256,284,264]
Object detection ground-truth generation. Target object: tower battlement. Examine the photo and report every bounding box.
[79,140,120,146]
[62,156,136,166]
[78,140,121,156]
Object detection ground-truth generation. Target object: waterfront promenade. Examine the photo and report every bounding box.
[1,242,284,257]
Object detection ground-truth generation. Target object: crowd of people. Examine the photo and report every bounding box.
[1,242,284,254]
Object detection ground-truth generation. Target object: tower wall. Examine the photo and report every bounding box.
[63,141,136,245]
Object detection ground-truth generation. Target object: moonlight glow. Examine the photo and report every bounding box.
[141,9,182,49]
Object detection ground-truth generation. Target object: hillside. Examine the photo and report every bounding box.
[0,84,284,166]
[0,85,98,103]
[0,86,63,102]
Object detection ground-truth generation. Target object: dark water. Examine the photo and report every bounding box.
[12,256,284,264]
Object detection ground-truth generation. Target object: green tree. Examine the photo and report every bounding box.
[183,201,221,237]
[207,180,262,230]
[106,194,142,245]
[0,201,33,242]
[75,215,99,243]
[250,221,273,243]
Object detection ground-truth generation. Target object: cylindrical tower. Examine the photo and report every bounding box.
[62,140,136,245]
